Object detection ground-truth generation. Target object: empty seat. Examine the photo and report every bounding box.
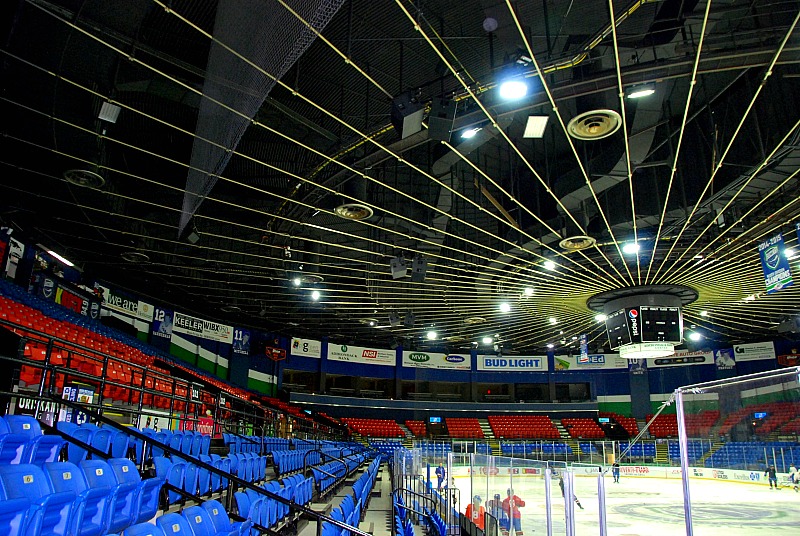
[0,486,31,536]
[43,461,112,536]
[109,458,164,525]
[0,417,27,464]
[81,459,137,533]
[202,499,250,536]
[4,415,65,464]
[0,463,75,536]
[124,522,165,536]
[157,512,194,536]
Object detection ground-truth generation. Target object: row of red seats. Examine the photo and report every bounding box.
[562,418,604,439]
[599,412,639,436]
[488,415,560,439]
[341,418,405,438]
[405,420,426,437]
[444,418,484,438]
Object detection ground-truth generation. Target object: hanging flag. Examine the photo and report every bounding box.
[758,233,793,293]
[579,334,588,363]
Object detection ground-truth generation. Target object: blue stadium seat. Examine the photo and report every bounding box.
[110,429,131,459]
[157,512,194,536]
[202,500,250,536]
[109,458,164,524]
[124,521,165,536]
[43,461,112,536]
[0,463,75,536]
[0,486,32,536]
[197,455,213,496]
[153,456,185,505]
[182,505,233,536]
[81,459,137,533]
[0,417,28,464]
[4,415,65,464]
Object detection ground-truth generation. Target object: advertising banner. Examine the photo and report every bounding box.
[758,233,793,293]
[232,328,251,356]
[173,312,233,344]
[733,342,775,362]
[554,353,627,371]
[647,350,714,368]
[97,284,154,321]
[151,307,174,340]
[328,343,395,366]
[401,351,470,370]
[290,337,322,358]
[477,355,548,372]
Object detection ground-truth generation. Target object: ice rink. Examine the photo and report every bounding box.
[453,472,800,535]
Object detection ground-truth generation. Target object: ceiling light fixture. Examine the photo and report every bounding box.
[549,317,558,325]
[594,313,607,322]
[785,248,797,259]
[543,260,556,271]
[523,115,549,138]
[482,336,494,345]
[688,332,702,342]
[45,249,74,267]
[461,127,482,139]
[622,242,640,255]
[546,343,554,349]
[626,83,655,99]
[426,331,438,340]
[523,287,534,297]
[700,310,709,317]
[292,277,302,286]
[311,290,321,301]
[498,79,528,100]
[499,302,511,313]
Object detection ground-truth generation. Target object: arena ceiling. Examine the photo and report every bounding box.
[2,0,800,354]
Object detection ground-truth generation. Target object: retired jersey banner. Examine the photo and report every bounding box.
[402,351,470,370]
[555,353,627,370]
[232,328,251,356]
[648,350,714,368]
[328,343,395,366]
[151,307,174,340]
[477,355,548,372]
[290,337,322,358]
[758,233,793,293]
[97,284,154,321]
[733,342,775,362]
[714,348,736,371]
[173,312,233,344]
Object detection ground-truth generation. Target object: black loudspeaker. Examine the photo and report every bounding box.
[411,255,427,282]
[428,98,457,142]
[389,312,402,327]
[404,312,415,327]
[391,92,425,139]
[390,256,408,279]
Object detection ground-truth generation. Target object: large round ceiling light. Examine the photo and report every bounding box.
[567,109,622,141]
[559,235,597,251]
[334,202,374,220]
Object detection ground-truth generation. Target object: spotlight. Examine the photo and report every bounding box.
[543,260,556,271]
[700,310,709,317]
[46,249,75,267]
[523,287,534,296]
[549,317,558,325]
[523,115,549,138]
[426,331,438,340]
[499,302,511,313]
[482,336,494,345]
[461,127,481,139]
[498,79,528,100]
[311,290,321,301]
[292,277,302,286]
[369,321,376,327]
[626,83,656,99]
[546,343,554,349]
[594,313,607,322]
[622,242,640,255]
[688,332,702,342]
[785,248,797,259]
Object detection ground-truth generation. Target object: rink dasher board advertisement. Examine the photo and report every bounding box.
[402,351,470,370]
[477,355,549,372]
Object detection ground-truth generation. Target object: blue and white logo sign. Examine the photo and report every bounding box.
[759,233,793,293]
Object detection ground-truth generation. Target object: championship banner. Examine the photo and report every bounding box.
[290,337,322,358]
[328,343,395,366]
[402,351,470,370]
[555,353,627,370]
[647,350,714,368]
[477,355,548,372]
[151,307,174,340]
[6,237,24,278]
[173,312,233,344]
[579,334,588,362]
[733,342,775,362]
[232,328,251,356]
[758,233,793,293]
[97,284,154,321]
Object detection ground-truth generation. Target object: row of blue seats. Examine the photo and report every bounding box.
[55,422,132,465]
[271,449,319,476]
[122,499,248,536]
[140,429,210,461]
[311,454,366,497]
[233,473,313,533]
[322,457,379,536]
[0,458,163,536]
[222,434,289,455]
[0,414,64,465]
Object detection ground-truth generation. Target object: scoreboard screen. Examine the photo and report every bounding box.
[640,306,682,343]
[605,308,632,349]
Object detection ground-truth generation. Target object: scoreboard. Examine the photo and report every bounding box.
[606,306,683,349]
